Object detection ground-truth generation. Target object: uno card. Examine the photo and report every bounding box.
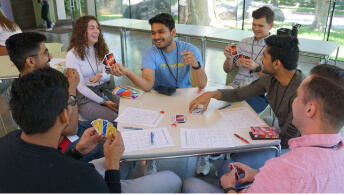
[91,119,103,134]
[91,119,116,138]
[102,53,116,67]
[192,105,204,115]
[231,45,237,55]
[239,54,251,60]
[174,115,186,123]
[105,123,116,138]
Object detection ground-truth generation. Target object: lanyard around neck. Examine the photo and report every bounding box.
[272,72,296,126]
[159,41,179,88]
[309,141,342,149]
[251,38,265,62]
[85,53,100,84]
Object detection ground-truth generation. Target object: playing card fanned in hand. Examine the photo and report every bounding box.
[91,119,116,138]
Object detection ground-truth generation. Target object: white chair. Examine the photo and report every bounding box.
[45,43,63,53]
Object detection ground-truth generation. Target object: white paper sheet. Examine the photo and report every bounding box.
[49,58,66,69]
[122,128,175,153]
[219,107,266,129]
[180,128,234,148]
[66,135,79,143]
[115,107,165,127]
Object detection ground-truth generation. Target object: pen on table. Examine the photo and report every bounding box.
[151,132,154,145]
[234,133,250,144]
[122,126,143,130]
[218,103,232,110]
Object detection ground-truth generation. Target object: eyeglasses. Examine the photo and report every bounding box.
[30,49,50,57]
[67,95,77,106]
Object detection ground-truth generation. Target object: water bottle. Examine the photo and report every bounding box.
[291,23,301,38]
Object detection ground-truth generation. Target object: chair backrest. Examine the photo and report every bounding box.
[45,43,63,53]
[225,66,239,85]
[0,81,11,95]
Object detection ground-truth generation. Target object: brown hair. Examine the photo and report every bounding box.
[303,64,344,130]
[252,6,274,24]
[67,15,108,61]
[0,9,20,32]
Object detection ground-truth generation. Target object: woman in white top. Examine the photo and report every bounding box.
[66,15,119,122]
[0,9,21,56]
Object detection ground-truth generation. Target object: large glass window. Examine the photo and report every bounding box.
[95,0,128,21]
[330,0,344,61]
[95,0,343,61]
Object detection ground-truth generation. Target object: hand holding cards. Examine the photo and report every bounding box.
[92,119,116,139]
[191,105,204,115]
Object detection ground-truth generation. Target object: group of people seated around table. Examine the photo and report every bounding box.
[0,5,343,193]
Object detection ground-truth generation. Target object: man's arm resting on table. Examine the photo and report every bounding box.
[191,65,207,89]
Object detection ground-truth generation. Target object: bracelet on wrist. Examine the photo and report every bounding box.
[192,62,201,70]
[224,187,237,193]
[100,99,106,106]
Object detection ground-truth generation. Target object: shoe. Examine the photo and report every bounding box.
[196,155,210,176]
[209,154,224,161]
[45,23,55,31]
[144,160,158,176]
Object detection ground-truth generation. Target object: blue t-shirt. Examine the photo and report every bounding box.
[141,40,203,88]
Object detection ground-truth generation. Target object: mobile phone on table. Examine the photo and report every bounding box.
[155,85,176,96]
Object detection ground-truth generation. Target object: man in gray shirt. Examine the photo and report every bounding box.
[190,35,305,169]
[223,6,274,114]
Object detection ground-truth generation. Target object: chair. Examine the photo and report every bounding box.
[225,66,239,85]
[0,81,12,134]
[45,43,63,53]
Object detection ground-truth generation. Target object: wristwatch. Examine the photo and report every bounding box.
[224,187,237,193]
[100,99,106,106]
[254,66,262,73]
[192,62,201,70]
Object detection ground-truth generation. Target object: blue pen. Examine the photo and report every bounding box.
[122,126,143,130]
[218,103,232,110]
[151,132,154,145]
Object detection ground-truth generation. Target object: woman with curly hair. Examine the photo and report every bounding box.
[0,9,21,55]
[66,15,120,122]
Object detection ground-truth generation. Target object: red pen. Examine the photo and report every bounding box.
[234,133,250,144]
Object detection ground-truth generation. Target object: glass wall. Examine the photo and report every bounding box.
[95,0,343,61]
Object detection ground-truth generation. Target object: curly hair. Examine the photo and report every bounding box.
[67,15,108,62]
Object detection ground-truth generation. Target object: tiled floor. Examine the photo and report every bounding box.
[1,26,343,188]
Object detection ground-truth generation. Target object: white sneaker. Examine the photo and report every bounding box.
[196,155,210,176]
[45,23,55,31]
[209,154,224,161]
[144,160,158,175]
[215,170,219,178]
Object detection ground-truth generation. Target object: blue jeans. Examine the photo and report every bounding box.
[245,94,268,113]
[183,149,290,192]
[41,1,52,28]
[66,121,104,162]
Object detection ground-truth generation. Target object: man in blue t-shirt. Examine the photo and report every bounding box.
[110,13,208,176]
[110,13,207,91]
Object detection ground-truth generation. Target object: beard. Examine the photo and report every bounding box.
[154,35,174,51]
